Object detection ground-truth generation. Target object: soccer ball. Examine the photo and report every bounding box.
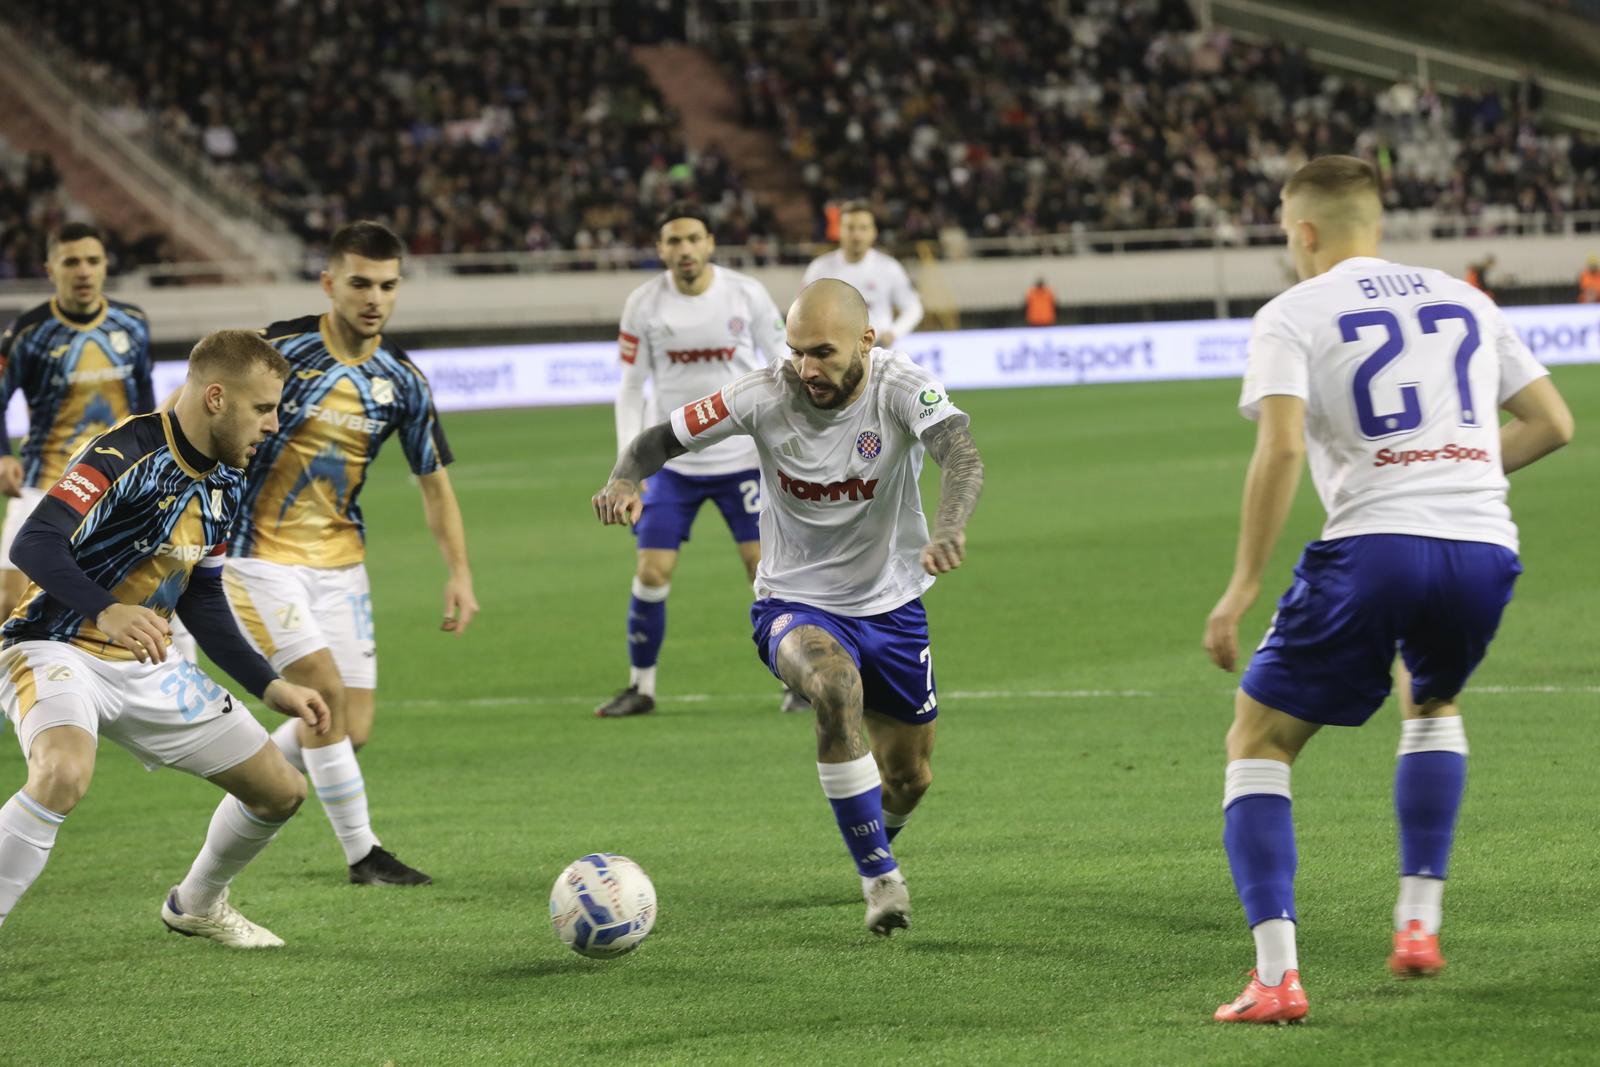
[549,853,657,958]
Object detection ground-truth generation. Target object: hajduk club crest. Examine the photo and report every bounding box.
[855,431,882,460]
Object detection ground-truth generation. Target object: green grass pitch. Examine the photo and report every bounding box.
[1,367,1596,1065]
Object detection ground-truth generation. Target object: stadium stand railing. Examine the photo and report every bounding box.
[1195,0,1600,132]
[0,23,297,275]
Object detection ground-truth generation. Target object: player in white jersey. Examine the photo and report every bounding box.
[594,279,986,936]
[1202,157,1574,1024]
[597,205,789,718]
[801,202,923,347]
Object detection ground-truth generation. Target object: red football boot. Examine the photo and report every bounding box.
[1389,920,1446,978]
[1213,969,1309,1024]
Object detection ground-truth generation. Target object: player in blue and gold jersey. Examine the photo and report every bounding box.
[225,221,477,886]
[0,330,330,948]
[0,222,155,621]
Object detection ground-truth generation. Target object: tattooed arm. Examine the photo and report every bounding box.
[919,414,985,575]
[592,423,688,526]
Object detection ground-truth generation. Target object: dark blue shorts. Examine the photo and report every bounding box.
[1242,534,1521,727]
[635,467,762,551]
[751,598,937,725]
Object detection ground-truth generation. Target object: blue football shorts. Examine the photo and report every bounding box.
[751,597,938,725]
[635,467,761,550]
[1241,534,1521,727]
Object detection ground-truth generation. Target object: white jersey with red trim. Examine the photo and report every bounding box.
[616,266,787,476]
[669,349,964,615]
[1240,256,1549,552]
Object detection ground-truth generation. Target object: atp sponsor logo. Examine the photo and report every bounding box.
[666,346,737,365]
[775,469,879,502]
[683,392,729,436]
[47,464,110,515]
[1372,443,1492,468]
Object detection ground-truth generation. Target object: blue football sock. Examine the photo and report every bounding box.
[627,579,668,671]
[1395,719,1468,879]
[818,755,897,877]
[1223,760,1297,927]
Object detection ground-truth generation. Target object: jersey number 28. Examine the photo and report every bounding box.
[1339,303,1481,440]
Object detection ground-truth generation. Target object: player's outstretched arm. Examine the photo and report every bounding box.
[417,469,478,635]
[1500,377,1575,474]
[1204,394,1306,672]
[593,423,687,527]
[920,415,985,575]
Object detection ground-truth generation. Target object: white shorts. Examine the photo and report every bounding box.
[222,558,376,689]
[1,641,269,777]
[0,487,45,572]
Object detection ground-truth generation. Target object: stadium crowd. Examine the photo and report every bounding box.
[716,0,1600,244]
[13,0,775,259]
[0,146,166,280]
[6,0,1600,262]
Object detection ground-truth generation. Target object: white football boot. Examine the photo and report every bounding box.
[160,886,284,948]
[863,870,911,936]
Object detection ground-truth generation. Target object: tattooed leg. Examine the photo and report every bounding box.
[775,625,898,880]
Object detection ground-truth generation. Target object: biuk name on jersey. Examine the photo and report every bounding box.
[1240,256,1549,552]
[669,349,963,616]
[617,267,786,477]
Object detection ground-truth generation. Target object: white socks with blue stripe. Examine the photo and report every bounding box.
[304,739,380,865]
[0,790,66,928]
[178,796,287,913]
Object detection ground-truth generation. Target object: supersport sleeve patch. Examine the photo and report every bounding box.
[47,463,112,516]
[683,391,729,436]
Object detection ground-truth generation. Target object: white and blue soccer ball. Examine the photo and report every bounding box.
[549,853,657,958]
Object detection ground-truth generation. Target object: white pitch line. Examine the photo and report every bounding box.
[385,684,1597,710]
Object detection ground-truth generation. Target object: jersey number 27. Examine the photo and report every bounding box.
[1340,303,1480,440]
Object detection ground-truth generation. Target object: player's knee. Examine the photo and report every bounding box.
[635,560,672,588]
[257,772,306,823]
[883,761,932,802]
[27,749,93,813]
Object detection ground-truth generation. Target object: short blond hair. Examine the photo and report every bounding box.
[188,329,290,383]
[1282,155,1381,232]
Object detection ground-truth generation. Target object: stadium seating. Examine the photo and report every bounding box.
[12,1,774,258]
[0,140,165,280]
[711,0,1600,242]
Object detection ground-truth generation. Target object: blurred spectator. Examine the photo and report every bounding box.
[1024,278,1057,326]
[1577,255,1600,302]
[14,0,772,260]
[1466,254,1498,300]
[0,146,164,280]
[713,0,1600,245]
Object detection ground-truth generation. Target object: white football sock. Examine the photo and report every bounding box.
[304,739,380,865]
[0,791,65,928]
[177,797,285,913]
[270,716,306,773]
[1252,918,1299,986]
[1396,875,1445,935]
[884,808,911,832]
[629,665,658,698]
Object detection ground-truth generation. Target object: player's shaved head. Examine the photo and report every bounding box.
[786,280,873,410]
[791,278,869,336]
[1280,155,1383,280]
